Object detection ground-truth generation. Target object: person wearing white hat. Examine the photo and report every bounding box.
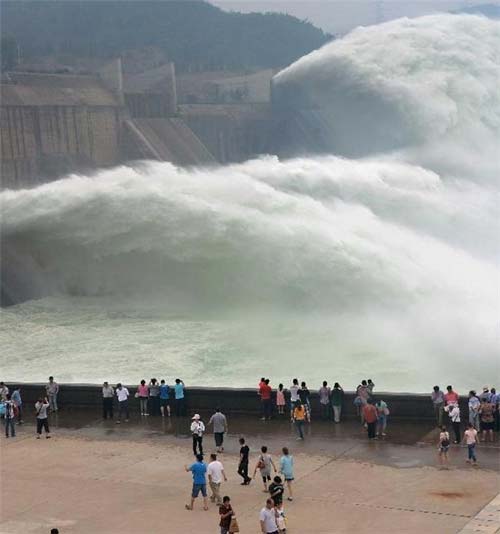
[191,414,205,456]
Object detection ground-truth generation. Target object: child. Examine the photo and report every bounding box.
[276,384,285,415]
[438,425,450,468]
[253,445,277,492]
[463,422,479,465]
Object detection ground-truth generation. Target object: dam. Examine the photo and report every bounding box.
[1,14,498,392]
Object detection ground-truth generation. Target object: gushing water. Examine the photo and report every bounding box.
[1,14,498,390]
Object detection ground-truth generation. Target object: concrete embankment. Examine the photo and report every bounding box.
[9,383,468,419]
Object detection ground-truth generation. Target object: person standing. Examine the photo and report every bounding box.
[279,447,294,501]
[11,386,23,424]
[375,399,389,437]
[268,476,285,529]
[362,399,378,439]
[207,453,227,505]
[159,379,171,417]
[367,379,375,397]
[219,496,234,534]
[490,387,499,432]
[253,445,277,492]
[148,378,160,416]
[444,385,459,406]
[356,381,369,424]
[468,390,480,431]
[238,437,251,485]
[289,379,300,421]
[330,382,344,423]
[276,384,285,416]
[137,379,149,416]
[431,386,445,427]
[478,397,495,442]
[293,401,306,440]
[191,414,205,456]
[185,453,209,511]
[259,498,279,534]
[463,422,479,465]
[438,426,450,468]
[46,376,59,413]
[115,383,130,423]
[319,381,331,420]
[479,387,491,402]
[102,381,114,419]
[0,382,9,401]
[174,378,185,417]
[299,382,311,422]
[260,379,272,421]
[4,394,16,438]
[446,403,461,444]
[208,407,228,453]
[35,397,51,439]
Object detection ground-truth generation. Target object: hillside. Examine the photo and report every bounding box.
[0,0,331,71]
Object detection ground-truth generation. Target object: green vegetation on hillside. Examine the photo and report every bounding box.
[1,0,331,71]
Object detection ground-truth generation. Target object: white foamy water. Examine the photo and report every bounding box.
[1,14,499,391]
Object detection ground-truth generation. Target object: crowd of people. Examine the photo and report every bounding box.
[1,376,500,532]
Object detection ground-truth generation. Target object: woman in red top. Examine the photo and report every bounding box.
[362,399,378,439]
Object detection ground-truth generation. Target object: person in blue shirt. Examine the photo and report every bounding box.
[11,387,23,424]
[185,454,208,511]
[279,447,294,501]
[159,379,171,417]
[174,378,185,417]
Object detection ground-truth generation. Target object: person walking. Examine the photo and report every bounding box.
[330,382,344,423]
[259,498,279,534]
[191,414,205,456]
[276,384,285,416]
[219,496,235,534]
[11,386,23,424]
[102,381,114,420]
[319,381,331,420]
[238,437,251,485]
[148,378,160,416]
[115,383,130,423]
[431,386,445,427]
[269,476,285,530]
[362,399,378,439]
[468,390,480,431]
[289,379,300,421]
[208,453,227,505]
[293,401,306,440]
[438,426,450,468]
[253,445,277,492]
[279,447,294,501]
[299,382,311,422]
[260,379,273,421]
[174,378,186,417]
[46,376,59,412]
[463,422,479,465]
[4,394,16,438]
[35,397,51,439]
[375,398,389,437]
[159,379,171,417]
[136,379,149,416]
[444,385,459,406]
[208,407,228,453]
[185,453,209,511]
[479,397,495,442]
[446,402,461,444]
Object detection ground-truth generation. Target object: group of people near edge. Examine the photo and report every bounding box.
[2,379,500,534]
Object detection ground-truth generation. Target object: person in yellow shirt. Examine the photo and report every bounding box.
[293,401,306,440]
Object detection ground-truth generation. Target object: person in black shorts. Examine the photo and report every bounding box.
[238,437,251,485]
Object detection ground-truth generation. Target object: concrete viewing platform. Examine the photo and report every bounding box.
[1,409,499,533]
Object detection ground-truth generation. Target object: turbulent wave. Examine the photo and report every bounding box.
[1,14,499,388]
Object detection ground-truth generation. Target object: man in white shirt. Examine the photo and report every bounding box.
[190,414,205,456]
[289,379,300,421]
[115,383,129,423]
[207,453,227,505]
[46,376,59,412]
[260,498,279,534]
